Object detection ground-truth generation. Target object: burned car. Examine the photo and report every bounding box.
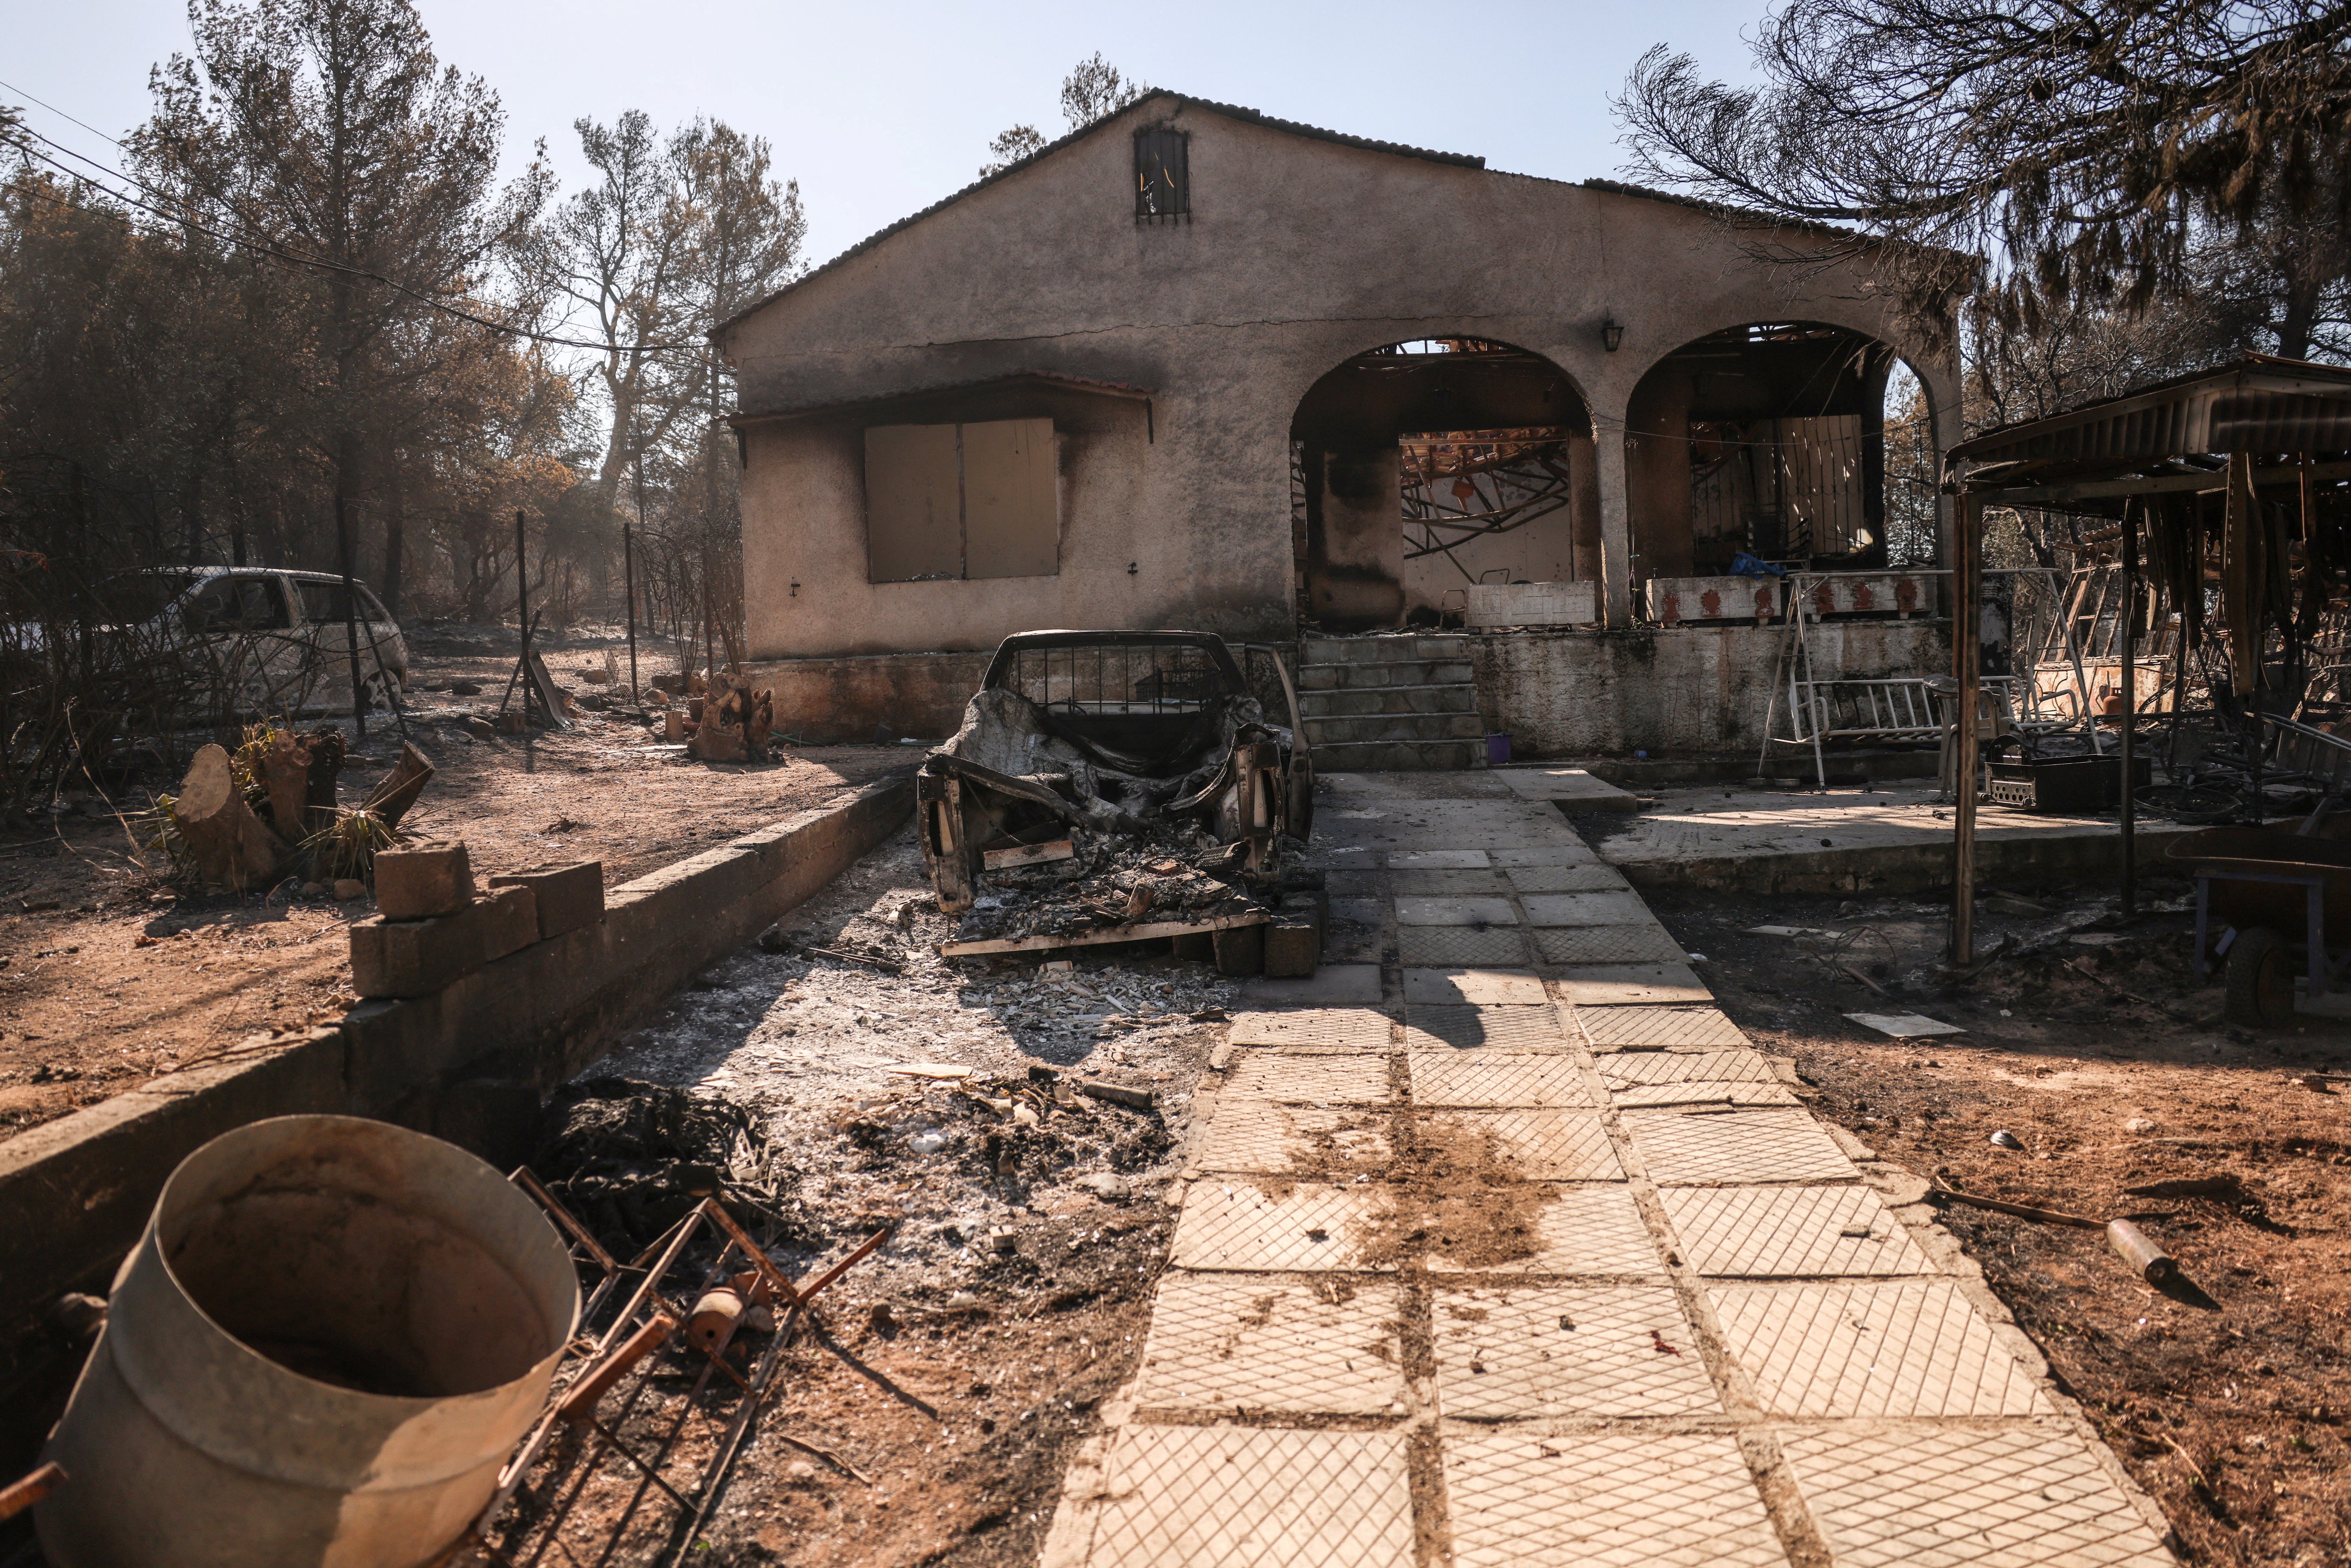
[917,631,1321,969]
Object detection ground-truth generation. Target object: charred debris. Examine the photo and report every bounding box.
[914,631,1325,970]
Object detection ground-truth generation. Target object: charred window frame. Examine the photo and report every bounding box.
[1134,126,1188,223]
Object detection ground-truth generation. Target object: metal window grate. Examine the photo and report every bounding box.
[1003,643,1224,715]
[1134,126,1189,222]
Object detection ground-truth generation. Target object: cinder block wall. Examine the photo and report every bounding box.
[0,772,916,1455]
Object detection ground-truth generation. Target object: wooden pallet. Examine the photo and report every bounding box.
[941,909,1269,957]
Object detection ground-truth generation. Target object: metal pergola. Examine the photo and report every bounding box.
[1941,354,2351,962]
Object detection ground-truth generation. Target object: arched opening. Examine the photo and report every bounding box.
[1290,339,1595,633]
[1624,321,1936,586]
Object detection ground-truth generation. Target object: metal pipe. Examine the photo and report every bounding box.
[337,492,366,743]
[514,507,531,722]
[1953,492,1982,964]
[2122,498,2138,915]
[628,435,645,698]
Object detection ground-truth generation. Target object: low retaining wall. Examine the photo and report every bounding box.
[0,770,916,1445]
[1608,821,2193,896]
[1473,620,1951,758]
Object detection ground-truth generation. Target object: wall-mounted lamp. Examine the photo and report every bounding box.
[789,581,799,597]
[1602,318,1626,353]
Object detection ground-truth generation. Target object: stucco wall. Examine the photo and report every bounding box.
[719,95,1963,656]
[746,648,993,744]
[1472,619,1952,757]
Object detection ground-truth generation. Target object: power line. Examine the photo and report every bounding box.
[1,121,690,357]
[0,76,131,152]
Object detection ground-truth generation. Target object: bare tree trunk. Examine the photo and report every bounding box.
[383,456,406,617]
[2277,253,2321,363]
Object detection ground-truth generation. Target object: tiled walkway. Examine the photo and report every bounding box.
[1040,772,2178,1568]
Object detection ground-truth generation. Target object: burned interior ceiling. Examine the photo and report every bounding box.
[1627,322,1898,576]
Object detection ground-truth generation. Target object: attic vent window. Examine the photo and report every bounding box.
[1134,126,1188,223]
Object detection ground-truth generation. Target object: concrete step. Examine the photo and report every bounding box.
[1297,659,1474,690]
[1301,635,1472,666]
[1301,710,1486,745]
[1298,683,1480,718]
[1308,737,1486,771]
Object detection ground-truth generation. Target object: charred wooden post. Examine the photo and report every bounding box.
[363,741,436,831]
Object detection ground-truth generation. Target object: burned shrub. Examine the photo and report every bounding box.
[531,1076,814,1255]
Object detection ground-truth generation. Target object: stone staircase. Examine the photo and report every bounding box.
[1294,635,1485,770]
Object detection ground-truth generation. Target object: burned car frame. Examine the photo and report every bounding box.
[916,630,1318,960]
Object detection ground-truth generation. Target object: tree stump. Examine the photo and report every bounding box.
[174,744,288,890]
[303,726,347,836]
[258,732,313,842]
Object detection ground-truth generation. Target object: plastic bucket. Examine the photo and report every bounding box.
[1485,732,1512,765]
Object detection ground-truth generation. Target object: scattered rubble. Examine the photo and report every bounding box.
[952,827,1264,947]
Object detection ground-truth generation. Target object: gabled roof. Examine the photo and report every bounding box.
[710,94,1489,339]
[710,95,1914,342]
[1576,177,1879,247]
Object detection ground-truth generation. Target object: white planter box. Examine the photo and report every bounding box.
[1464,581,1598,628]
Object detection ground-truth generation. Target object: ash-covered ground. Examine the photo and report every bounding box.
[509,832,1246,1566]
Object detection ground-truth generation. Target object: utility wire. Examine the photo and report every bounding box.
[1,120,689,357]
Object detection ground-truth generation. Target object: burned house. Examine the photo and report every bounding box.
[713,93,1961,757]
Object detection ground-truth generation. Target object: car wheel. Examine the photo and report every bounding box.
[2223,926,2295,1028]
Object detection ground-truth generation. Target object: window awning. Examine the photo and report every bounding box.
[731,373,1157,429]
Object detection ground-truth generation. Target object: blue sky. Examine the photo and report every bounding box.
[5,0,1768,269]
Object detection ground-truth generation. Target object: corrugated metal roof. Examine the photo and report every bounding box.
[2209,390,2351,452]
[1947,354,2351,470]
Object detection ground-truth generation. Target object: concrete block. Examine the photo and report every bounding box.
[490,860,604,938]
[373,840,474,920]
[1214,923,1265,976]
[478,883,539,962]
[350,907,483,998]
[1263,911,1321,978]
